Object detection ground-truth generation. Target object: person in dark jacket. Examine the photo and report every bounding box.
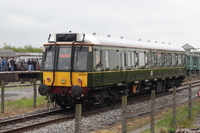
[32,58,37,71]
[27,58,32,71]
[9,58,15,71]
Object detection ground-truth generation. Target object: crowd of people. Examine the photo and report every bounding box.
[0,58,41,71]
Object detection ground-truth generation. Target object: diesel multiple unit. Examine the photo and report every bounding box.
[38,32,186,109]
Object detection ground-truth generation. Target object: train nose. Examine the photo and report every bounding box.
[38,84,49,96]
[72,85,83,98]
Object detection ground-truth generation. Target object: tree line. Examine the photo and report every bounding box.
[2,43,42,53]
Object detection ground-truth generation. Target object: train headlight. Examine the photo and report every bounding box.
[47,77,51,82]
[78,78,82,83]
[61,79,66,84]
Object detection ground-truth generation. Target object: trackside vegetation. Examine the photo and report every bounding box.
[0,95,47,117]
[2,43,42,53]
[141,98,200,133]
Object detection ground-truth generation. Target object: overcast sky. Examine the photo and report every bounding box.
[1,0,200,48]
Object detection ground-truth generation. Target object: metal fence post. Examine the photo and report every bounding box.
[1,81,4,114]
[187,83,192,119]
[172,86,177,128]
[75,104,82,133]
[122,96,127,133]
[33,79,36,109]
[151,90,155,133]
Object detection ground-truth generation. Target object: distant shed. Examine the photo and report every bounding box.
[15,52,42,62]
[0,49,18,58]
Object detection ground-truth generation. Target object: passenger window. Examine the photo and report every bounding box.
[105,51,109,68]
[127,52,131,67]
[182,55,185,66]
[157,53,162,67]
[121,53,125,67]
[165,54,170,67]
[161,53,165,67]
[134,53,138,66]
[168,54,172,67]
[131,52,135,67]
[172,54,176,66]
[138,52,145,68]
[144,52,148,66]
[152,52,157,67]
[95,51,101,68]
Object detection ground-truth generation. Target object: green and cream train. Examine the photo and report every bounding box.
[38,32,186,109]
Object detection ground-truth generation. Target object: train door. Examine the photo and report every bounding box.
[94,46,104,86]
[120,48,127,83]
[102,48,111,84]
[115,48,121,82]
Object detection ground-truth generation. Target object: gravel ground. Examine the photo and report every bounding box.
[1,86,200,133]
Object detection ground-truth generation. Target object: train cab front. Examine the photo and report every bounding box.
[38,32,90,109]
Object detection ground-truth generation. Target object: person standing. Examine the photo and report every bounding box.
[27,58,32,71]
[21,59,26,71]
[2,58,7,71]
[9,58,15,71]
[32,58,37,71]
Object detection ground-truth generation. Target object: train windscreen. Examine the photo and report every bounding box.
[44,46,55,70]
[43,46,88,71]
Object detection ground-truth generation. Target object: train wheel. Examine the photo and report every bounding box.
[105,98,111,106]
[85,100,93,110]
[165,86,170,92]
[60,105,67,110]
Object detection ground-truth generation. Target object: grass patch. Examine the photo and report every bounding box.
[141,98,200,133]
[0,95,47,117]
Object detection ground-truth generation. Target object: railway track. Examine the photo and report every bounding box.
[1,80,200,133]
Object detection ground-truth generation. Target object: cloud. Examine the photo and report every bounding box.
[0,0,200,48]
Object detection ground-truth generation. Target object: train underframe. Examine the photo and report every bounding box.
[42,76,184,110]
[186,70,199,76]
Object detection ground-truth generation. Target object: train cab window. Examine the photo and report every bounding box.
[105,51,110,68]
[44,46,55,70]
[74,47,88,70]
[57,47,71,70]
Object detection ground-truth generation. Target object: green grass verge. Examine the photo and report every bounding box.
[142,99,200,133]
[0,95,47,117]
[4,95,46,108]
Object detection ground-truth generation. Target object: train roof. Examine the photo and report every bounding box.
[46,32,185,52]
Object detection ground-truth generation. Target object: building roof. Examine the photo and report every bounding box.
[182,43,194,49]
[0,49,18,57]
